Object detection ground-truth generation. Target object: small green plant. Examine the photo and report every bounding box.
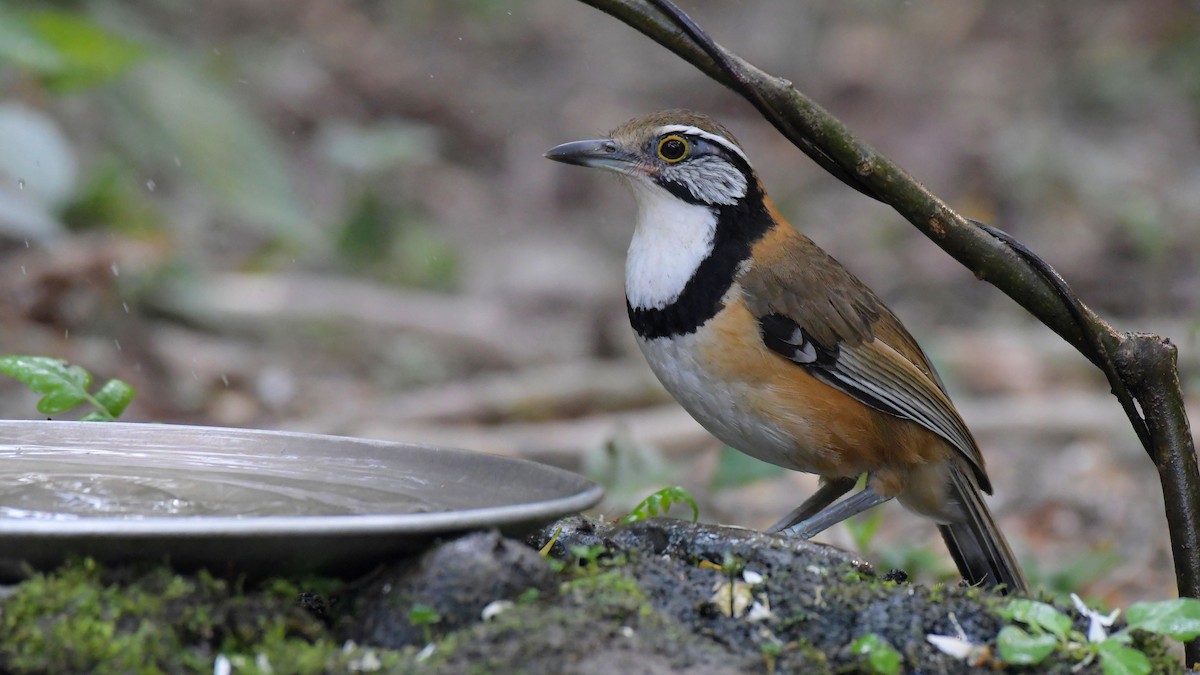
[621,485,699,523]
[720,550,747,577]
[851,633,902,675]
[0,356,135,421]
[568,544,606,567]
[996,596,1200,673]
[844,508,884,554]
[759,639,783,672]
[407,603,441,644]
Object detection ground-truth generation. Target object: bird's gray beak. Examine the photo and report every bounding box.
[544,139,641,174]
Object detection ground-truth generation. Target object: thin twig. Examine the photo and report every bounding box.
[643,0,880,201]
[969,220,1152,450]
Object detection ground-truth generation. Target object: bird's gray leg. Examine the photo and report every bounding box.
[779,483,892,539]
[765,476,858,533]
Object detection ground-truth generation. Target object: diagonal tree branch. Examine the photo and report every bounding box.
[576,0,1200,663]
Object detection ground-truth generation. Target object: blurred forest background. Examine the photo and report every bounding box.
[0,0,1197,607]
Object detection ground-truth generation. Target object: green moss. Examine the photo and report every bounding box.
[0,559,407,675]
[413,574,652,672]
[410,564,757,673]
[564,569,646,605]
[776,637,831,674]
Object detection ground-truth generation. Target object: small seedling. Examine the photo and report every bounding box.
[407,603,441,644]
[851,633,902,675]
[0,355,135,421]
[621,485,699,523]
[759,639,783,672]
[568,544,606,567]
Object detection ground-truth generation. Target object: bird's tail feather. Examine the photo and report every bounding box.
[937,466,1029,595]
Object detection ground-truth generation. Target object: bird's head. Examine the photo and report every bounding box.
[544,109,760,209]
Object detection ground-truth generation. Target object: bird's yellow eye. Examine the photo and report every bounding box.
[657,135,689,163]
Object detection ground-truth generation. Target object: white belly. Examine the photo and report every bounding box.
[637,332,814,472]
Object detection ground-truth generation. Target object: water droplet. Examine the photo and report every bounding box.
[113,339,122,351]
[122,302,130,314]
[19,265,26,275]
[221,374,230,387]
[173,156,182,168]
[111,263,120,277]
[23,239,29,248]
[63,329,70,339]
[145,179,156,192]
[135,362,142,372]
[213,47,222,55]
[16,178,25,190]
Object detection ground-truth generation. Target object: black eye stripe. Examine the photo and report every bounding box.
[653,134,749,170]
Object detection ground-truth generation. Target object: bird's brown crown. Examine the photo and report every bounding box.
[610,109,744,155]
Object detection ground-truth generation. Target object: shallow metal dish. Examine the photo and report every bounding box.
[0,421,603,578]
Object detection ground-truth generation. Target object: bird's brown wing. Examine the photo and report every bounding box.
[740,230,989,490]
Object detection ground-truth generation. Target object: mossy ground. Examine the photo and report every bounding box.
[0,559,399,674]
[0,519,1181,674]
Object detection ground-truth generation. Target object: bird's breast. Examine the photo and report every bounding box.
[636,329,809,470]
[634,290,902,479]
[634,287,841,474]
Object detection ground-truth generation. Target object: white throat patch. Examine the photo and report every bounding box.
[624,181,717,310]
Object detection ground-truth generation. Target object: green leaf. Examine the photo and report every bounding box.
[407,603,441,627]
[1125,598,1200,640]
[846,509,884,553]
[568,544,605,565]
[109,59,319,247]
[0,355,91,414]
[1096,640,1152,675]
[92,379,135,418]
[621,486,699,523]
[708,446,786,490]
[851,633,901,675]
[996,625,1057,665]
[0,7,148,93]
[27,10,145,91]
[998,599,1073,639]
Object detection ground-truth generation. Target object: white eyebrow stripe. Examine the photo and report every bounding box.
[655,125,749,163]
